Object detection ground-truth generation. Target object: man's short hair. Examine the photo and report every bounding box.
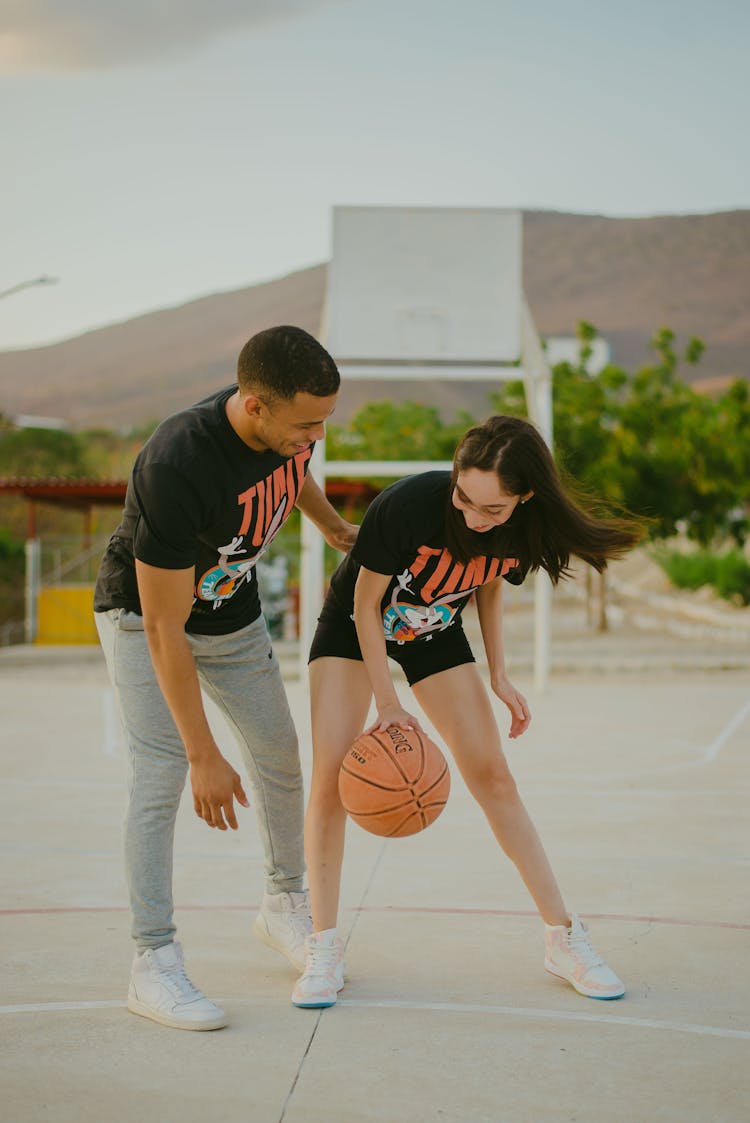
[237,325,340,402]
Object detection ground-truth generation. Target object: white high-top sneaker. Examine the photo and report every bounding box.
[544,914,625,999]
[127,941,228,1030]
[292,929,345,1008]
[253,889,312,972]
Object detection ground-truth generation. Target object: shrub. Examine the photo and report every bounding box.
[655,548,750,606]
[714,551,750,604]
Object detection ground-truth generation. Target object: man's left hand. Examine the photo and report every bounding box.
[325,521,359,553]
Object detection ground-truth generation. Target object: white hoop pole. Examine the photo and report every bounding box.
[521,295,553,692]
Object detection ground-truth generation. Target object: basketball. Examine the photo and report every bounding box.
[338,726,451,838]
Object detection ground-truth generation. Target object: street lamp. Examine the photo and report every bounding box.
[0,275,59,301]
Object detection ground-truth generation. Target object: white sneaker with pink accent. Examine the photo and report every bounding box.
[291,929,345,1008]
[544,913,625,1000]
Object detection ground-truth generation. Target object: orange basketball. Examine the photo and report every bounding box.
[338,726,451,838]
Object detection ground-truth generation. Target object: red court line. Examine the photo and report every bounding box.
[351,906,750,931]
[1,904,748,930]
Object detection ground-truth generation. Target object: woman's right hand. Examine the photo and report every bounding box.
[366,702,425,736]
[491,672,531,739]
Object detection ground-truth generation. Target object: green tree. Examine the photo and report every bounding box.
[710,379,750,543]
[490,322,626,509]
[82,427,145,480]
[0,425,91,478]
[0,528,24,634]
[491,324,748,547]
[615,329,744,545]
[490,323,750,625]
[327,400,475,463]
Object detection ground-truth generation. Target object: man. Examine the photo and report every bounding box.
[94,325,357,1031]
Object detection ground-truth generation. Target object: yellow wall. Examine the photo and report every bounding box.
[36,585,98,644]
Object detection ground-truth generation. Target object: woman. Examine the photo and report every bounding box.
[293,415,641,1008]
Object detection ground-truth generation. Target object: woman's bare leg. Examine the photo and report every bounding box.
[306,657,373,932]
[413,664,569,927]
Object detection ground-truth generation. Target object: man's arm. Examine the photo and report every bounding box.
[135,559,249,829]
[295,472,358,553]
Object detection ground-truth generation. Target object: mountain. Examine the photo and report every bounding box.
[0,210,747,429]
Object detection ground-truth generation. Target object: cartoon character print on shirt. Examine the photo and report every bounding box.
[382,545,520,644]
[197,500,287,607]
[196,447,311,610]
[383,568,469,643]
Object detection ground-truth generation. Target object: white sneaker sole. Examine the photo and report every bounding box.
[544,962,625,1000]
[252,916,306,973]
[292,979,345,1009]
[127,995,229,1030]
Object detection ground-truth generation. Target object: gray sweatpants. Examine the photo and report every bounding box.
[95,609,304,949]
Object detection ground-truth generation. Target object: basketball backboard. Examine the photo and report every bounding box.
[326,207,522,364]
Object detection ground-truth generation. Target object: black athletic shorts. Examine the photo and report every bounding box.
[308,592,475,687]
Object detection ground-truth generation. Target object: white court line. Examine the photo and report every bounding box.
[337,999,750,1041]
[704,695,750,762]
[1,997,748,1041]
[0,1001,123,1014]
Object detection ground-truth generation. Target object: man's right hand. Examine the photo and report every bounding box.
[190,754,250,830]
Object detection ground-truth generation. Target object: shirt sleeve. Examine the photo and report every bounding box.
[502,561,527,587]
[351,483,419,576]
[130,462,206,570]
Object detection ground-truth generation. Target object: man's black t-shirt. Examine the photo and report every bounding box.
[94,386,313,635]
[328,471,526,645]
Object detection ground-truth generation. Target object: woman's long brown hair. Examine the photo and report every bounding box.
[444,415,643,582]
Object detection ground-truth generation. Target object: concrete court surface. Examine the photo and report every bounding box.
[1,638,748,1123]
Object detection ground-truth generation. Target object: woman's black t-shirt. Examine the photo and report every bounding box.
[328,471,526,645]
[94,386,313,635]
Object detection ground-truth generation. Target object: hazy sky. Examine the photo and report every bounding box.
[1,0,747,349]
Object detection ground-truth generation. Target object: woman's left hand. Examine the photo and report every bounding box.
[491,673,531,739]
